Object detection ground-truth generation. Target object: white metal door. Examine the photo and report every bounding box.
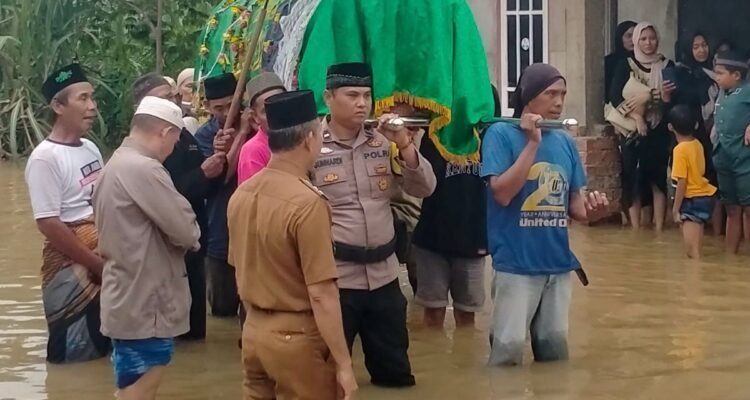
[499,0,549,116]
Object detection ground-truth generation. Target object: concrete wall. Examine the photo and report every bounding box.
[618,0,678,60]
[465,0,499,84]
[548,0,607,131]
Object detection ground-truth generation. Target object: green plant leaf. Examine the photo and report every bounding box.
[21,117,34,151]
[8,97,23,158]
[0,35,20,52]
[25,98,46,144]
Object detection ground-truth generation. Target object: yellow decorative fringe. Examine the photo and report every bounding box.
[375,92,480,164]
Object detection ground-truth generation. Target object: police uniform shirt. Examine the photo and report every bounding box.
[311,118,436,291]
[227,167,338,312]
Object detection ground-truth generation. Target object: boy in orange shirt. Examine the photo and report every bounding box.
[669,105,718,258]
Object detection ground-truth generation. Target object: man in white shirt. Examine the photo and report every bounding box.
[24,63,110,364]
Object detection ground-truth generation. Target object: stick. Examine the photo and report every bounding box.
[365,117,579,130]
[222,0,270,131]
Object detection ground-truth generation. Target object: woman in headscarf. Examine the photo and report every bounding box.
[676,33,719,130]
[675,32,722,235]
[609,22,676,231]
[605,21,637,100]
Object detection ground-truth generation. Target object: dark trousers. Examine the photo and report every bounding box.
[394,218,418,293]
[340,279,415,387]
[181,252,206,339]
[206,256,240,317]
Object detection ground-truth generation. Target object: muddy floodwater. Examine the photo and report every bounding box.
[3,162,750,400]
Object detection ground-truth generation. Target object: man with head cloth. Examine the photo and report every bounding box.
[194,72,249,317]
[312,62,437,387]
[25,63,110,363]
[130,72,227,339]
[228,90,358,400]
[94,96,201,399]
[481,63,609,367]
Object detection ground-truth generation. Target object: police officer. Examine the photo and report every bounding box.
[131,73,226,339]
[313,62,437,387]
[228,90,357,400]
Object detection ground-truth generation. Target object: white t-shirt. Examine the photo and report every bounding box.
[25,139,104,223]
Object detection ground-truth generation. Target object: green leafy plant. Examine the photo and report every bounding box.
[0,0,214,158]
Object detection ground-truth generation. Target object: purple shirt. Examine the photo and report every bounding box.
[237,129,271,185]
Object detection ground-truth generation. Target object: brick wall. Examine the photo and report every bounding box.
[574,132,622,218]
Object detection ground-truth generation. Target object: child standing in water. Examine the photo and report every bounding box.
[712,51,750,253]
[669,105,717,259]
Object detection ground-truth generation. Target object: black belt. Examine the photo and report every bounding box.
[575,268,589,286]
[334,236,397,264]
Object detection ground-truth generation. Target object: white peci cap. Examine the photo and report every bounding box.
[135,96,185,130]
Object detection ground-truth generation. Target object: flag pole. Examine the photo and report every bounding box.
[223,0,270,131]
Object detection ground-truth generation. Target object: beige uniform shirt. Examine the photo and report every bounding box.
[93,138,201,339]
[311,119,436,290]
[228,166,338,312]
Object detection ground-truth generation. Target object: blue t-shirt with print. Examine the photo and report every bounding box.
[480,122,586,276]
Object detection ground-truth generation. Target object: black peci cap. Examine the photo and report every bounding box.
[42,63,89,103]
[326,62,372,90]
[265,90,318,130]
[204,73,237,100]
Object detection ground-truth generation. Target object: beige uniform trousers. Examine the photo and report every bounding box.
[242,305,337,400]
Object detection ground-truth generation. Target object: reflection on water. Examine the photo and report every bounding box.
[3,162,750,399]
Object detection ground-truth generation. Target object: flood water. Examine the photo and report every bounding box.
[3,162,750,399]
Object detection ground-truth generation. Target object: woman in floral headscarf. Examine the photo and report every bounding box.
[609,22,676,231]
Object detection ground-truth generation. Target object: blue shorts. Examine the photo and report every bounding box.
[111,338,175,389]
[680,196,715,224]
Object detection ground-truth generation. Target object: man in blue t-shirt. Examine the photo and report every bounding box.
[194,73,247,318]
[481,63,609,366]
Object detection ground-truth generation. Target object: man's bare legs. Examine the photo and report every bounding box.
[711,203,724,237]
[424,308,446,328]
[424,308,475,329]
[117,367,165,400]
[743,208,750,250]
[725,205,743,253]
[454,310,475,328]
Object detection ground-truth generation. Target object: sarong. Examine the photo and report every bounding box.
[41,218,110,363]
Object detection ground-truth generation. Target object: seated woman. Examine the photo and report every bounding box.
[608,22,676,231]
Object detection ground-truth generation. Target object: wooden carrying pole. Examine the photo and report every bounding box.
[223,0,270,131]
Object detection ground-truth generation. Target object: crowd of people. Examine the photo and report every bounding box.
[23,20,750,400]
[19,11,750,400]
[605,21,750,258]
[23,56,612,399]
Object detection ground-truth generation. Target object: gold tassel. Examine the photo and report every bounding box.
[374,92,480,163]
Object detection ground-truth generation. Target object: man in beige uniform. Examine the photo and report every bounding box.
[313,63,437,387]
[228,90,357,400]
[94,97,201,400]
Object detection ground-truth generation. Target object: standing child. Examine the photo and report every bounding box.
[669,105,717,259]
[712,51,750,253]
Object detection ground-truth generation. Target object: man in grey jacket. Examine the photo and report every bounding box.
[93,96,201,400]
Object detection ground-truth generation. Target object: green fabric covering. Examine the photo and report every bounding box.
[297,0,494,161]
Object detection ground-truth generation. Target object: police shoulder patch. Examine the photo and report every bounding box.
[299,178,328,199]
